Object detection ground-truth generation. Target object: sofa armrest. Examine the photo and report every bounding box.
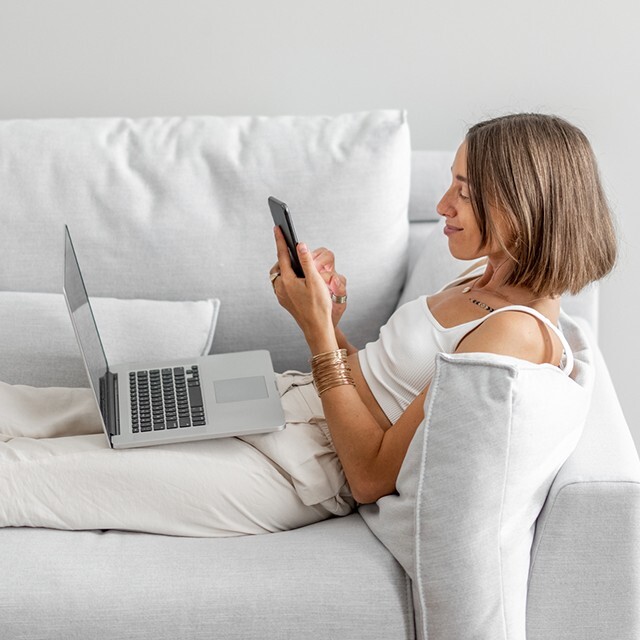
[527,323,640,640]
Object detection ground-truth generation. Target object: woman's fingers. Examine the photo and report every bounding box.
[309,247,345,292]
[275,235,339,280]
[311,247,335,274]
[296,241,325,286]
[329,273,347,296]
[271,230,346,332]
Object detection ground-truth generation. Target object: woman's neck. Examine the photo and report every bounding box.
[474,256,512,291]
[472,255,548,306]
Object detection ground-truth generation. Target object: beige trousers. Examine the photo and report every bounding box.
[0,372,354,537]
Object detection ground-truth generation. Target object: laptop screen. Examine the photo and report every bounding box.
[63,227,109,412]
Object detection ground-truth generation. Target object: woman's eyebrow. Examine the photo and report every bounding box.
[450,167,468,183]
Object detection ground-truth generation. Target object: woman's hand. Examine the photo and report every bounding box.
[270,227,342,352]
[306,246,348,328]
[269,230,348,327]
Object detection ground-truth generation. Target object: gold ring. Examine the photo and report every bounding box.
[330,293,347,304]
[270,272,281,284]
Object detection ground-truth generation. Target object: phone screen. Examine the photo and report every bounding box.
[268,197,305,277]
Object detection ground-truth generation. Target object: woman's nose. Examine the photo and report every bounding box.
[436,192,453,217]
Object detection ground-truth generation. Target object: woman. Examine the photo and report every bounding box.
[0,113,617,536]
[270,112,616,506]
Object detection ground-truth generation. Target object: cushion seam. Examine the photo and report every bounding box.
[497,373,516,639]
[414,357,445,640]
[437,354,520,374]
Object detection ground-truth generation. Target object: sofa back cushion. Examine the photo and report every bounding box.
[0,111,410,376]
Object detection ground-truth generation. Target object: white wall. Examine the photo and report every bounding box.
[1,0,638,448]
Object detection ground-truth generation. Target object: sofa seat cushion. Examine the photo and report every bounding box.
[0,291,219,387]
[0,515,414,640]
[0,111,411,372]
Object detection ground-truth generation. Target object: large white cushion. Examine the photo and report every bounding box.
[360,312,594,640]
[0,111,411,372]
[0,292,219,387]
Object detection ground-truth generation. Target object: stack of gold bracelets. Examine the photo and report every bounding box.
[311,349,356,396]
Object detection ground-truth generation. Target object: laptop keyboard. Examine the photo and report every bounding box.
[129,365,206,434]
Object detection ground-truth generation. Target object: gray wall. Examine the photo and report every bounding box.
[1,0,638,449]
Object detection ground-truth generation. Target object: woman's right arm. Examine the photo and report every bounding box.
[272,232,422,504]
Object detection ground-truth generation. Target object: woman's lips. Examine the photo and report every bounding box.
[444,224,462,236]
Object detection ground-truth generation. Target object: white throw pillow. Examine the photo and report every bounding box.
[359,312,594,640]
[0,292,219,387]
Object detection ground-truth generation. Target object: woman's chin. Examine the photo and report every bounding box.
[446,243,472,261]
[444,230,486,261]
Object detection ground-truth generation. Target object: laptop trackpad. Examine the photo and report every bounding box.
[213,376,269,404]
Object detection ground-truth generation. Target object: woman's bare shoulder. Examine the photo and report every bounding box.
[455,309,556,365]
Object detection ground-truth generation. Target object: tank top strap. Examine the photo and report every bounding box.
[483,305,574,375]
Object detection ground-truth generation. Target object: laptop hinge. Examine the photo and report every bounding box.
[100,372,120,438]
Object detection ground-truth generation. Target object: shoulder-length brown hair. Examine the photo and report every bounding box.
[465,113,617,296]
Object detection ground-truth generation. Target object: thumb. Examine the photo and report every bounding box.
[297,242,323,282]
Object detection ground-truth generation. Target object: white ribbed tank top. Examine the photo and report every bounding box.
[358,267,574,425]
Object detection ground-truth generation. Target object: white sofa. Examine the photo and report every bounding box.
[0,111,638,639]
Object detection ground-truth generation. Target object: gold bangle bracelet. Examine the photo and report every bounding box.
[311,349,348,365]
[311,348,355,396]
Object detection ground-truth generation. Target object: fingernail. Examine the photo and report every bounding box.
[299,243,308,254]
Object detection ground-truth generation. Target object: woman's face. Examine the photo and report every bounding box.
[436,141,507,261]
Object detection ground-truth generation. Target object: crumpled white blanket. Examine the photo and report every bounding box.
[0,371,354,536]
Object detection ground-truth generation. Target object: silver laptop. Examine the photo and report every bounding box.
[63,226,285,449]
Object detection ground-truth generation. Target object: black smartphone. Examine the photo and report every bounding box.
[268,196,305,277]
